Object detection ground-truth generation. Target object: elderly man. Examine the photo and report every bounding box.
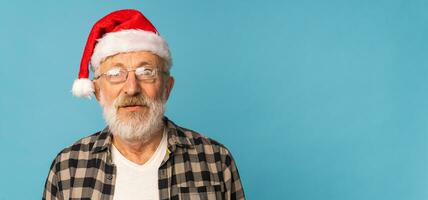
[43,9,245,200]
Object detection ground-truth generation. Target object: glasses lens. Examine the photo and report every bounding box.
[135,67,156,80]
[106,68,126,83]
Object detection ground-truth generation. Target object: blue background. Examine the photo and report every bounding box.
[0,0,427,199]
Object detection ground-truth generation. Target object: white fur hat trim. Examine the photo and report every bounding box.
[90,29,172,71]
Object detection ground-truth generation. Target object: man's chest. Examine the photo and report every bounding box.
[61,149,226,200]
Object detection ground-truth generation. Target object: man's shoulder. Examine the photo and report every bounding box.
[178,126,223,145]
[54,131,105,160]
[46,131,104,174]
[172,123,232,155]
[171,123,237,169]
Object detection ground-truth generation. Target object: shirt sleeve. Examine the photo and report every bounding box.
[221,147,245,200]
[42,156,61,200]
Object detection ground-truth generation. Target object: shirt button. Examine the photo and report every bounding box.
[107,175,113,180]
[168,137,176,144]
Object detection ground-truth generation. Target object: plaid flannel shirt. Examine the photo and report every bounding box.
[43,117,245,200]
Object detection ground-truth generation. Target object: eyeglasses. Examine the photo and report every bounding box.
[94,66,168,84]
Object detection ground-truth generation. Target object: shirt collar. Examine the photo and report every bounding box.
[91,126,112,153]
[91,116,194,154]
[164,117,194,153]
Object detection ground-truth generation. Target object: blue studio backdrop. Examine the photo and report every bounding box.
[0,1,427,199]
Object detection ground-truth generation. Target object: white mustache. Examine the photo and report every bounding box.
[114,95,150,109]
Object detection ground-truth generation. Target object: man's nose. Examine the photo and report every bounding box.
[123,72,141,96]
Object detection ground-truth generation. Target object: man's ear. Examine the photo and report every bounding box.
[165,76,174,100]
[93,80,101,101]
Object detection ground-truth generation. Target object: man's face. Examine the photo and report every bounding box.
[94,51,174,141]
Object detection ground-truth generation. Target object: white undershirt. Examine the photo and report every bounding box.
[111,131,168,200]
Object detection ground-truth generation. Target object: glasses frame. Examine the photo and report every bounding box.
[93,67,169,84]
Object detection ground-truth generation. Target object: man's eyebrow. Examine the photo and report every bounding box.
[109,61,153,68]
[137,61,153,66]
[110,62,125,67]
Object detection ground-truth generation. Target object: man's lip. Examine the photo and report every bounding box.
[118,105,146,111]
[119,104,144,108]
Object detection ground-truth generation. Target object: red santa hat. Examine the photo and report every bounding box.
[72,9,172,98]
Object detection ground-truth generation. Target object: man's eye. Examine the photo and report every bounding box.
[136,67,154,76]
[106,68,122,76]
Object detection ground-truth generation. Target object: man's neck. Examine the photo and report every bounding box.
[112,128,164,165]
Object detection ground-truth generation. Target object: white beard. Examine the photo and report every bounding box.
[102,94,166,143]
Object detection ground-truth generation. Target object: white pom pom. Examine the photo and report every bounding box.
[71,78,94,98]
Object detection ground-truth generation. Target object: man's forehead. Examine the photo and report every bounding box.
[99,51,163,69]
